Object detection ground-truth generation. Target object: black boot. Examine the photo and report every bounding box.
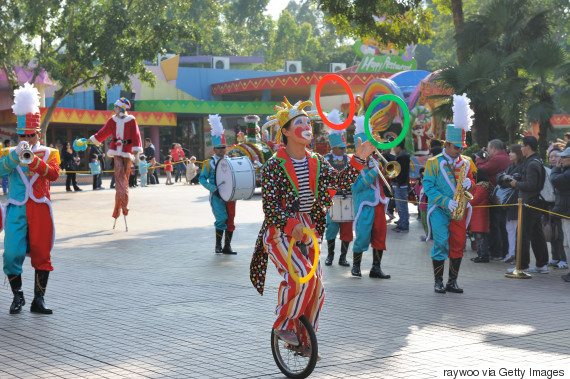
[215,229,223,254]
[325,240,335,266]
[7,274,25,314]
[446,258,464,293]
[338,241,350,267]
[222,230,237,255]
[432,259,446,293]
[30,270,53,314]
[370,249,390,279]
[351,252,362,277]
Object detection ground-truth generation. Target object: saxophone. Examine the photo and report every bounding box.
[451,160,473,221]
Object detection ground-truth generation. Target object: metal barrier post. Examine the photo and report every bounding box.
[506,198,532,279]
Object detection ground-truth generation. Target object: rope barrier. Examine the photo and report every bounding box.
[62,159,207,174]
[387,196,570,219]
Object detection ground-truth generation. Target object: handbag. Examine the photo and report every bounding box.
[489,186,516,206]
[541,213,558,242]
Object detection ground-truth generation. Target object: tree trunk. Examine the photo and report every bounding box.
[40,90,64,145]
[538,120,550,161]
[471,99,489,147]
[450,0,468,65]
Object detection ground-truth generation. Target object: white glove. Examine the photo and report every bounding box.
[15,141,29,156]
[448,199,459,212]
[462,178,472,190]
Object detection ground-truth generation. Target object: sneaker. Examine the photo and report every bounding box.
[387,212,395,221]
[503,255,515,264]
[274,329,299,346]
[506,266,528,274]
[562,273,570,282]
[556,261,568,269]
[301,343,322,361]
[525,265,549,274]
[420,235,427,242]
[548,259,560,267]
[490,256,504,261]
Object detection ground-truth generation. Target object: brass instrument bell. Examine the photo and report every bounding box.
[374,149,401,179]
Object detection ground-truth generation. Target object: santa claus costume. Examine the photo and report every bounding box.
[89,98,142,223]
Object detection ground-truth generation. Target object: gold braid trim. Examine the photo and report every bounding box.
[31,158,41,170]
[3,161,14,171]
[9,154,18,165]
[42,163,49,177]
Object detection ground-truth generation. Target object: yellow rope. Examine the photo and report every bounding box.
[525,204,570,220]
[63,159,207,174]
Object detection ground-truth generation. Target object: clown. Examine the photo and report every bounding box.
[89,97,142,226]
[0,83,61,314]
[350,116,391,279]
[199,114,238,255]
[423,94,476,294]
[323,109,353,267]
[250,97,375,357]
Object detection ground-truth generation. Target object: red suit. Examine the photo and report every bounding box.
[90,114,142,218]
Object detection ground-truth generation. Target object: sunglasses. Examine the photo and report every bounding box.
[451,145,463,150]
[21,133,37,138]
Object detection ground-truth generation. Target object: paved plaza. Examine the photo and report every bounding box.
[1,179,569,378]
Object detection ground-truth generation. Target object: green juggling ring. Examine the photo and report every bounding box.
[363,94,410,150]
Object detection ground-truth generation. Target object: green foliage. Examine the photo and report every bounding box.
[20,0,200,139]
[312,0,433,47]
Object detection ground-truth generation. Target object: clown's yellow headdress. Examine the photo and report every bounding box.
[262,97,320,144]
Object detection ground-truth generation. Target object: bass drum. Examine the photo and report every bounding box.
[215,157,256,202]
[329,195,354,222]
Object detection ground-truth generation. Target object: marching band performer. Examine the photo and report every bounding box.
[350,117,391,279]
[199,114,237,255]
[89,97,142,225]
[323,110,353,267]
[1,83,60,314]
[423,94,476,294]
[249,98,374,356]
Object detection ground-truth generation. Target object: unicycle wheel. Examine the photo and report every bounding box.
[271,315,318,379]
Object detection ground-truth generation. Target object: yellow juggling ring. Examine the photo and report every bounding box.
[286,227,320,284]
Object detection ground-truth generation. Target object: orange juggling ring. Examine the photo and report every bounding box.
[287,227,320,284]
[315,74,355,130]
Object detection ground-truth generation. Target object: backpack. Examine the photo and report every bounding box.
[531,159,554,203]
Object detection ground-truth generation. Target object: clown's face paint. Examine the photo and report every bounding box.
[292,116,312,141]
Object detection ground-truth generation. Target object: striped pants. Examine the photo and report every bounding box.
[263,213,325,332]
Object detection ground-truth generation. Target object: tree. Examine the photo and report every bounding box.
[29,0,199,142]
[313,0,433,47]
[0,0,61,91]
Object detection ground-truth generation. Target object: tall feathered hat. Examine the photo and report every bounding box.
[261,97,320,144]
[353,115,367,148]
[114,97,131,115]
[446,93,473,148]
[12,83,41,135]
[327,109,347,148]
[209,114,226,148]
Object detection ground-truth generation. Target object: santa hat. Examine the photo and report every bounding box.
[209,114,226,148]
[446,93,473,148]
[327,109,347,148]
[12,83,41,135]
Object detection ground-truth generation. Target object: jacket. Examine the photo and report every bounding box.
[250,147,364,295]
[550,165,570,218]
[497,162,523,221]
[89,115,142,159]
[476,150,510,186]
[468,182,492,233]
[515,153,544,205]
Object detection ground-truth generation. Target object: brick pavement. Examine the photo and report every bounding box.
[0,181,569,378]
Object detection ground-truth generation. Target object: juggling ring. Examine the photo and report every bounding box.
[315,74,355,130]
[364,94,410,150]
[286,227,320,284]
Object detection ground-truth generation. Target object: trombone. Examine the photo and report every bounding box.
[374,149,401,179]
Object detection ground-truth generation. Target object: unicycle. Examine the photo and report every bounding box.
[271,315,318,379]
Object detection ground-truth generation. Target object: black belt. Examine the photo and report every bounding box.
[113,138,132,144]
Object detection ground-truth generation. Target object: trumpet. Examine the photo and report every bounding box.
[18,142,34,164]
[374,149,401,179]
